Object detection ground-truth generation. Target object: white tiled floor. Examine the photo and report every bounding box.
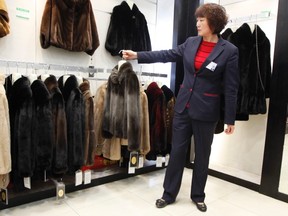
[1,168,288,216]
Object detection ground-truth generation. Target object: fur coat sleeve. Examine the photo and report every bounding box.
[40,0,100,55]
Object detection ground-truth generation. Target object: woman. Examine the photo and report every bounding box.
[123,3,239,212]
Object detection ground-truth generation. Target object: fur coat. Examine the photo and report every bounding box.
[102,62,141,152]
[79,80,96,166]
[94,82,150,161]
[58,75,85,172]
[44,75,68,176]
[31,80,54,172]
[161,85,175,154]
[0,73,11,188]
[145,82,166,160]
[0,0,9,37]
[228,23,271,115]
[40,0,100,55]
[105,1,151,56]
[5,75,34,189]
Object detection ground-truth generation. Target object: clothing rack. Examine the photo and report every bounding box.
[227,11,272,25]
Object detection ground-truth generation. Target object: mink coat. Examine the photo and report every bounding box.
[58,75,85,172]
[0,73,11,188]
[31,80,54,172]
[102,62,141,152]
[44,75,68,176]
[105,1,151,56]
[40,0,100,55]
[79,80,96,166]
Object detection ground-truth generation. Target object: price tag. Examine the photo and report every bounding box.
[156,155,163,167]
[128,164,136,174]
[0,188,8,205]
[56,182,65,200]
[75,170,83,186]
[84,170,92,185]
[138,155,144,168]
[24,177,31,189]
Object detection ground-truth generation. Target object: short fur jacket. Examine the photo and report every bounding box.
[40,0,100,55]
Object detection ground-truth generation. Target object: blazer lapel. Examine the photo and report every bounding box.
[198,37,225,73]
[188,37,202,73]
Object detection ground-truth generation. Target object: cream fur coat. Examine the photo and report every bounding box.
[0,73,11,188]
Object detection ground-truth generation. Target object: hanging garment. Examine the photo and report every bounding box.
[40,0,100,55]
[105,1,151,56]
[161,85,176,154]
[5,75,34,190]
[30,80,53,173]
[58,75,85,173]
[102,62,141,152]
[228,23,271,116]
[145,82,166,160]
[44,75,68,176]
[0,73,11,188]
[0,0,10,38]
[79,80,96,166]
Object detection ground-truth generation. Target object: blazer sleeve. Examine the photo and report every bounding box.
[223,47,240,125]
[137,38,189,63]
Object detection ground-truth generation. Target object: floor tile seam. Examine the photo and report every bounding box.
[64,200,82,216]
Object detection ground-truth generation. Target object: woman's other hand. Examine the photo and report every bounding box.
[122,50,138,60]
[225,124,235,135]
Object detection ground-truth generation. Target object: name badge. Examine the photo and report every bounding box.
[206,62,217,71]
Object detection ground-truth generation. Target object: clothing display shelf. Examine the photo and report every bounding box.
[227,11,273,26]
[0,161,165,210]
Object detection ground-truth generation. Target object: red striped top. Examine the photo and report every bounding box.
[194,40,216,71]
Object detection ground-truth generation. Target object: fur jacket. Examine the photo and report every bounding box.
[58,75,85,172]
[0,73,11,188]
[102,62,141,152]
[30,80,54,172]
[228,23,271,115]
[0,0,9,38]
[40,0,100,55]
[44,75,68,176]
[79,80,96,166]
[105,1,151,56]
[145,82,166,160]
[94,82,150,161]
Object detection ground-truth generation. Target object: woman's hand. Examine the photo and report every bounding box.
[122,50,137,60]
[225,124,235,135]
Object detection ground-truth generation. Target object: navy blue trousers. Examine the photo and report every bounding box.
[162,109,217,203]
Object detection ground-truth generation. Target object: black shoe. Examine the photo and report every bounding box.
[193,200,207,212]
[155,198,169,208]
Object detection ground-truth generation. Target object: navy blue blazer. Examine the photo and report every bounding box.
[138,36,239,125]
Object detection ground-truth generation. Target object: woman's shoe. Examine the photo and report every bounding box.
[193,200,207,212]
[155,198,168,208]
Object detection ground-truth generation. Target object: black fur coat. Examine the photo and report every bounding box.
[102,62,141,151]
[105,1,151,56]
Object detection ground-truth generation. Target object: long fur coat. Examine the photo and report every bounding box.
[40,0,100,55]
[105,1,151,56]
[44,75,68,176]
[102,62,141,152]
[0,73,11,188]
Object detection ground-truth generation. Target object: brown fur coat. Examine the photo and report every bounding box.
[40,0,99,55]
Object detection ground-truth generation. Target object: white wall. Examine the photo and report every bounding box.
[204,0,279,183]
[0,0,174,94]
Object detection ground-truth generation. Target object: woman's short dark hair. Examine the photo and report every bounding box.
[195,3,228,34]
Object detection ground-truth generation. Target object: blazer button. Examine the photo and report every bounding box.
[189,88,192,92]
[186,103,190,108]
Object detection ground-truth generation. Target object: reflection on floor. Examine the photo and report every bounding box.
[1,168,288,216]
